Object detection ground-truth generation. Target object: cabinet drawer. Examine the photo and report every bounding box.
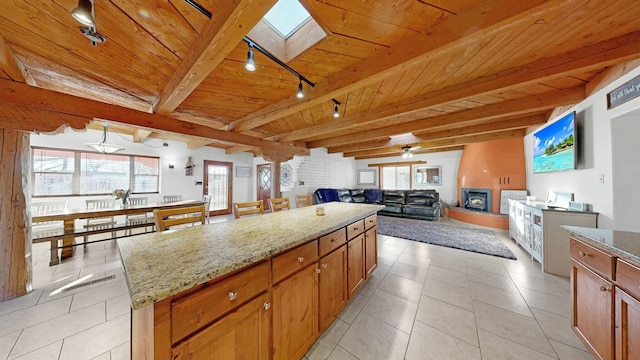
[617,259,640,299]
[171,261,270,343]
[319,228,346,257]
[364,214,377,230]
[347,219,365,240]
[570,238,615,280]
[272,240,318,284]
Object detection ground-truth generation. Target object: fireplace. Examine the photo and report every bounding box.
[462,188,491,212]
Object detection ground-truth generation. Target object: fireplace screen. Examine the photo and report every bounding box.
[462,188,492,212]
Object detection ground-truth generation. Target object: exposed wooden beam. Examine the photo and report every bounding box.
[154,0,277,115]
[279,30,640,143]
[344,129,526,158]
[367,161,426,167]
[225,145,257,154]
[133,129,153,143]
[309,87,584,149]
[0,80,308,160]
[355,146,464,160]
[228,0,579,132]
[328,114,546,154]
[586,58,640,96]
[0,34,30,83]
[186,139,211,150]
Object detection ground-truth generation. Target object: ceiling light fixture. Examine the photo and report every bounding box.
[85,124,125,154]
[245,43,256,72]
[296,79,304,99]
[401,145,413,159]
[71,0,95,27]
[332,99,341,118]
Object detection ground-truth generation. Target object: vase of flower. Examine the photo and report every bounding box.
[113,189,131,207]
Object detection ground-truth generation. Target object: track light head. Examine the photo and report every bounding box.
[245,46,256,72]
[72,0,95,27]
[296,80,304,99]
[333,104,340,118]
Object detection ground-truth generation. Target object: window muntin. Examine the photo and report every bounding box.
[32,147,159,197]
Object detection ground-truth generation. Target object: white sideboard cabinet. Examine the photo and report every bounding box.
[508,199,597,276]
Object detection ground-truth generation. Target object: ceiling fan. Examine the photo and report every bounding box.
[401,145,421,159]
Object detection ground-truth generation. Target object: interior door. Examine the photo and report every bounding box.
[204,160,232,216]
[257,164,271,211]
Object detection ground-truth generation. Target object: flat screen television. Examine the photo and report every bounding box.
[533,111,576,173]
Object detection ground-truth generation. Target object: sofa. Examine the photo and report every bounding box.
[314,188,440,221]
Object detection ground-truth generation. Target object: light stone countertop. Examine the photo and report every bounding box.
[117,202,384,310]
[563,226,640,265]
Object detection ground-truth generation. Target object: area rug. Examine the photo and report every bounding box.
[377,216,517,260]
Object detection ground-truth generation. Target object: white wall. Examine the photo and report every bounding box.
[611,109,640,231]
[524,65,640,230]
[30,127,256,210]
[355,150,463,205]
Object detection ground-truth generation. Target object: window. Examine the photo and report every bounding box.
[381,165,410,190]
[32,147,159,197]
[263,0,311,39]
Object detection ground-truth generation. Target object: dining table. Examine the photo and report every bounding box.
[31,199,204,265]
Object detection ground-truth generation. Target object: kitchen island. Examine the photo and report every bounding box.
[118,202,384,360]
[564,226,640,360]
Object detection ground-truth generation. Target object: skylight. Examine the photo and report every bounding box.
[263,0,311,39]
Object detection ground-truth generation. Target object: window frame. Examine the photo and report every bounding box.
[31,146,160,198]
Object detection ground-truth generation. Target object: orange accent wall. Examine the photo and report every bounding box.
[457,138,526,213]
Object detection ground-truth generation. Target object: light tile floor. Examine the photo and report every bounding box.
[0,217,594,359]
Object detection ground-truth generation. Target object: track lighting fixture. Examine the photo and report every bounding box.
[72,0,95,27]
[245,44,256,72]
[296,79,304,99]
[332,99,341,118]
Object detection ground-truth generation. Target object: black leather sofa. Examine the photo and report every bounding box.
[314,188,440,220]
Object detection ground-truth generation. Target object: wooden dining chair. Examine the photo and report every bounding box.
[268,197,290,212]
[163,195,183,203]
[233,200,265,219]
[153,204,206,231]
[84,199,117,249]
[126,197,153,235]
[295,194,313,208]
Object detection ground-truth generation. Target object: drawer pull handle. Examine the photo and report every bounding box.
[263,302,271,310]
[599,286,610,292]
[322,263,328,269]
[316,268,321,274]
[579,251,587,257]
[228,291,237,301]
[297,256,304,263]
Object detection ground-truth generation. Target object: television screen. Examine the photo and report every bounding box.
[533,111,576,173]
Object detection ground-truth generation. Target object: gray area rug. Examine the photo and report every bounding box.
[377,215,517,260]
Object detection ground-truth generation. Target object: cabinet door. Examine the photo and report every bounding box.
[571,259,614,360]
[318,245,347,332]
[615,287,640,360]
[347,233,365,299]
[365,227,377,278]
[171,293,271,360]
[272,264,318,360]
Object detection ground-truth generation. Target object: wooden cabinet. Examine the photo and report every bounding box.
[272,264,318,360]
[347,233,365,299]
[318,245,347,332]
[171,293,271,360]
[615,287,640,360]
[570,258,614,360]
[365,226,377,278]
[509,200,597,276]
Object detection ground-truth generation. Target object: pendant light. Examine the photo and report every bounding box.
[72,0,95,27]
[85,124,125,154]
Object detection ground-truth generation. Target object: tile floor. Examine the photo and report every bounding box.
[0,217,594,360]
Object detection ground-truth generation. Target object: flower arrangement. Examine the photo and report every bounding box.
[113,189,131,206]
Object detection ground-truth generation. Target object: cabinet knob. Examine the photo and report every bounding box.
[579,251,587,257]
[297,256,304,263]
[316,268,321,274]
[263,302,271,310]
[228,291,237,301]
[322,263,328,269]
[599,286,610,292]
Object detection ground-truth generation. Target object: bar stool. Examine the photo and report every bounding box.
[233,200,265,219]
[269,197,290,212]
[295,194,313,207]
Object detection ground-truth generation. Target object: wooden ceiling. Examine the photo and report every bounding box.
[1,0,640,161]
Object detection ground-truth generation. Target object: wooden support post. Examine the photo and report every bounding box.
[0,129,32,301]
